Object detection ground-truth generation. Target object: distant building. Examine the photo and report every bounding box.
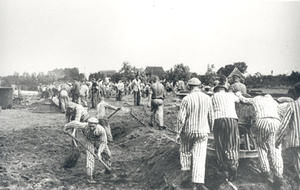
[144,66,165,78]
[98,70,117,77]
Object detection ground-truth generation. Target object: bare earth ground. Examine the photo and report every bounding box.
[0,92,298,190]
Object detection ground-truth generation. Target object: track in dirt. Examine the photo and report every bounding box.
[0,94,298,190]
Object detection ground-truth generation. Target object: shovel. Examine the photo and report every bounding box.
[63,128,80,168]
[64,132,112,171]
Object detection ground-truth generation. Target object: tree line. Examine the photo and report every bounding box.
[0,62,299,90]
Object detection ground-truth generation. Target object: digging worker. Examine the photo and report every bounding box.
[236,92,284,188]
[148,75,166,130]
[176,77,214,190]
[64,117,111,183]
[65,99,90,123]
[211,82,240,182]
[96,96,121,142]
[276,82,300,187]
[65,99,90,147]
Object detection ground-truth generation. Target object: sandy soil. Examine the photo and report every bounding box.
[0,93,298,190]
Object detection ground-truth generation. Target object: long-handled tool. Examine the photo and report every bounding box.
[107,108,121,120]
[130,110,147,127]
[64,132,111,171]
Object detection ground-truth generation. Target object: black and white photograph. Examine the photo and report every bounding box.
[0,0,300,189]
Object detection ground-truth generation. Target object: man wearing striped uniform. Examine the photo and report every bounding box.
[276,83,300,188]
[211,83,240,181]
[64,117,111,183]
[237,92,284,187]
[176,78,213,190]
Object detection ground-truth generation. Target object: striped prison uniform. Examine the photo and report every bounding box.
[176,88,214,184]
[149,81,165,127]
[277,98,300,180]
[238,94,283,177]
[211,91,240,177]
[64,121,111,177]
[83,124,110,177]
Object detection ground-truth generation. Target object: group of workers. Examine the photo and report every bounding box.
[176,75,300,190]
[59,72,300,190]
[61,74,167,183]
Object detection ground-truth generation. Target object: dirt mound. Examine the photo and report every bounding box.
[30,98,62,113]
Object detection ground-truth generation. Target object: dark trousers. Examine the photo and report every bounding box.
[133,90,141,106]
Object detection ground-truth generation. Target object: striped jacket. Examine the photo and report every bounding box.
[238,94,280,120]
[277,98,300,148]
[211,91,239,119]
[176,88,214,134]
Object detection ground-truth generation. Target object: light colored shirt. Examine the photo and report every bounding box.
[96,101,118,119]
[176,88,214,134]
[80,84,89,97]
[117,82,125,91]
[211,91,239,119]
[277,98,300,148]
[238,94,280,120]
[131,78,141,92]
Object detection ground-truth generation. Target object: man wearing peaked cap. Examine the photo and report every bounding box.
[211,81,240,182]
[187,77,201,86]
[176,77,213,190]
[64,117,111,183]
[87,117,98,124]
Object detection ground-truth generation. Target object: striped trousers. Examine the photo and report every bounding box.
[213,118,239,176]
[86,142,112,177]
[180,133,208,184]
[86,142,95,177]
[256,118,283,177]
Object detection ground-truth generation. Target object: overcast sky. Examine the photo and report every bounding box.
[0,0,299,77]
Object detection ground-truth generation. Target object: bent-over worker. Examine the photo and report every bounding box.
[64,117,111,183]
